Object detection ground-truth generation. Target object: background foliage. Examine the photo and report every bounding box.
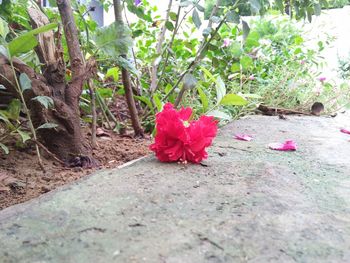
[0,0,349,155]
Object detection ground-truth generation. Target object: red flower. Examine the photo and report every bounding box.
[150,103,217,163]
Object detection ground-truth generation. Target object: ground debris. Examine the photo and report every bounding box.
[196,233,224,251]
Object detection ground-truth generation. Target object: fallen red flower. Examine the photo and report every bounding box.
[150,103,218,163]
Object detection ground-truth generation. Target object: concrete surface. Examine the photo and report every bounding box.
[0,114,350,263]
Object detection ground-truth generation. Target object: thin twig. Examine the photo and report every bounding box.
[87,79,97,147]
[95,92,113,130]
[8,51,44,171]
[150,0,173,93]
[123,1,142,95]
[155,2,199,92]
[164,14,228,101]
[34,140,65,165]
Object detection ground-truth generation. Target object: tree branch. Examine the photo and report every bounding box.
[56,0,85,109]
[113,0,144,137]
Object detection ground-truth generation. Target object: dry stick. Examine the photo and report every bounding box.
[87,79,97,147]
[8,56,45,171]
[174,88,186,108]
[34,140,65,165]
[95,93,113,130]
[113,0,144,137]
[77,10,97,147]
[258,105,311,115]
[150,0,173,93]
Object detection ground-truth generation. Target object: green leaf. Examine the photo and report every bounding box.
[219,94,248,106]
[226,10,240,24]
[0,17,9,38]
[183,74,197,89]
[231,63,240,72]
[294,35,304,45]
[275,0,284,12]
[215,76,226,104]
[306,7,313,23]
[17,129,31,143]
[242,20,250,41]
[135,96,154,114]
[314,3,321,16]
[165,21,174,31]
[202,27,212,37]
[37,123,59,130]
[249,0,261,13]
[194,3,205,12]
[8,23,58,56]
[240,56,253,70]
[239,93,261,99]
[19,73,32,91]
[94,21,133,57]
[9,35,37,57]
[231,42,242,57]
[31,96,54,109]
[7,99,21,120]
[210,16,221,24]
[132,29,143,38]
[96,88,113,98]
[200,67,217,83]
[207,110,231,120]
[197,86,208,112]
[165,83,175,104]
[105,67,120,82]
[153,94,163,112]
[169,12,177,21]
[192,9,201,29]
[179,1,192,7]
[200,67,226,103]
[0,112,10,125]
[0,143,9,155]
[48,0,57,7]
[116,56,139,76]
[245,31,260,49]
[25,23,58,35]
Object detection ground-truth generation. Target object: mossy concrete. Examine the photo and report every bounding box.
[0,115,350,263]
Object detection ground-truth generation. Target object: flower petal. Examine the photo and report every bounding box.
[234,134,253,141]
[150,103,218,163]
[268,140,297,151]
[341,128,350,135]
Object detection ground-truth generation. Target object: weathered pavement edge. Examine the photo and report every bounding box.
[0,115,349,263]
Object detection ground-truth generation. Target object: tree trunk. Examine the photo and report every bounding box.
[0,3,96,167]
[113,0,144,137]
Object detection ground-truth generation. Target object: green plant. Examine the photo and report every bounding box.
[338,54,350,80]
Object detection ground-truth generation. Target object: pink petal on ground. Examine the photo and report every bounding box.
[341,128,350,135]
[268,140,297,151]
[234,134,253,141]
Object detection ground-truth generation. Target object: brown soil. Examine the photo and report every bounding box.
[0,129,151,210]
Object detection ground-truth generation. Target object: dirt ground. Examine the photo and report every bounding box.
[0,129,151,210]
